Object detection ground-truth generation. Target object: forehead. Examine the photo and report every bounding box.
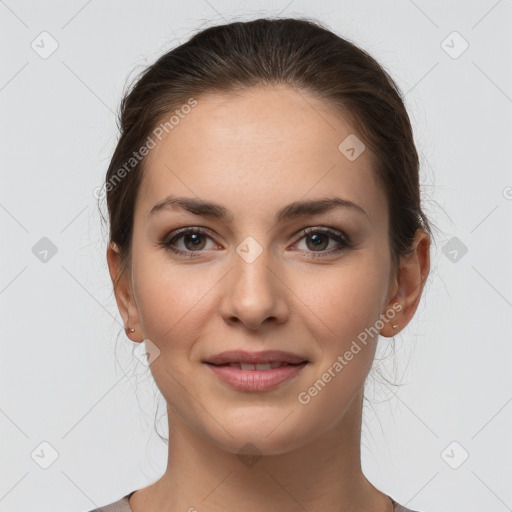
[136,85,387,227]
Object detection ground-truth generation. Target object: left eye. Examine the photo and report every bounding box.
[293,227,351,256]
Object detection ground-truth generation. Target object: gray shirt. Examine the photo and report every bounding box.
[88,491,420,511]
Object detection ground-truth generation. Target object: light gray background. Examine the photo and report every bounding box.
[1,1,511,511]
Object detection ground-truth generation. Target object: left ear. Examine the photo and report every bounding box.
[380,229,431,337]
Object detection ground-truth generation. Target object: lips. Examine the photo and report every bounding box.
[204,351,309,391]
[204,350,308,368]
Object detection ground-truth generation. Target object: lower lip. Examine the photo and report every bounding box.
[204,362,308,391]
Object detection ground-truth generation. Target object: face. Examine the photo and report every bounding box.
[109,85,412,456]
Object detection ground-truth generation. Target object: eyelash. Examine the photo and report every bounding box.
[159,226,353,259]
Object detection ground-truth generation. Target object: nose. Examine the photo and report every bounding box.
[219,243,289,331]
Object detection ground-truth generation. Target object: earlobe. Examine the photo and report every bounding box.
[379,300,402,338]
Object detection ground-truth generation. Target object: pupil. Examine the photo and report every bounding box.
[186,233,204,250]
[309,233,327,250]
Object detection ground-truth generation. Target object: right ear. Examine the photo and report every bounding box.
[106,242,142,342]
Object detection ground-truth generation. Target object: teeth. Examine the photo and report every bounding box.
[225,362,289,370]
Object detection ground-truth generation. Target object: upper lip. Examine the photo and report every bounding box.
[204,350,308,365]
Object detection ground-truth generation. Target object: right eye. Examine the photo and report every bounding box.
[160,227,219,257]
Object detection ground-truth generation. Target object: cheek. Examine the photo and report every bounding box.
[131,250,218,350]
[130,256,217,407]
[292,258,389,427]
[296,254,390,349]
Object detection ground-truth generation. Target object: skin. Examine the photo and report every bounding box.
[107,84,430,512]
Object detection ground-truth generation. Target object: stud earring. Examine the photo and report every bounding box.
[126,327,135,333]
[392,324,398,330]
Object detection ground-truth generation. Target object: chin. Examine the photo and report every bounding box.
[205,411,312,457]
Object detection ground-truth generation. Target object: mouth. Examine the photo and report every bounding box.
[202,350,309,391]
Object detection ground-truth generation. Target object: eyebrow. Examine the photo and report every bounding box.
[149,195,368,222]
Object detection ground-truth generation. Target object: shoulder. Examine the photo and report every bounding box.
[87,492,133,512]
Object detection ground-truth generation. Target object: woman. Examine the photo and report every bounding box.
[95,17,432,512]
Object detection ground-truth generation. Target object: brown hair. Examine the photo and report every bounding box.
[102,17,434,290]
